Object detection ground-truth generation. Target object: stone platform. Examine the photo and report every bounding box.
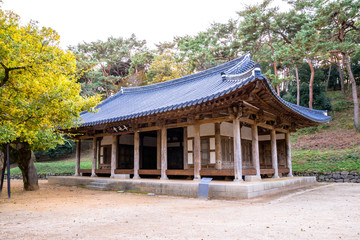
[48,176,316,199]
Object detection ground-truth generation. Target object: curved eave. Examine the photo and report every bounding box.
[258,76,331,125]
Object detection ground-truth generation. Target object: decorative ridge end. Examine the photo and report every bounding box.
[253,63,262,77]
[221,72,227,81]
[221,69,253,82]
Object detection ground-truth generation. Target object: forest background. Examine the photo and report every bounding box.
[39,0,360,159]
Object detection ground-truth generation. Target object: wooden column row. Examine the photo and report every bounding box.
[79,122,293,180]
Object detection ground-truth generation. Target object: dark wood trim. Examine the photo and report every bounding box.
[139,169,161,175]
[115,169,134,174]
[166,169,194,176]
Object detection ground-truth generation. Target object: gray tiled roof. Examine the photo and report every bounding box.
[80,52,331,127]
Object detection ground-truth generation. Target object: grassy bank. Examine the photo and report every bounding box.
[9,160,92,175]
[292,146,360,173]
[291,90,360,174]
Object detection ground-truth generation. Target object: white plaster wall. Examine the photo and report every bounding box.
[187,139,193,151]
[119,134,134,145]
[200,123,215,136]
[259,133,285,141]
[241,126,252,140]
[187,123,215,137]
[101,136,112,145]
[220,122,233,137]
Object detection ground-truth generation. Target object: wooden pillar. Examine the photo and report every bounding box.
[215,123,222,170]
[91,137,97,177]
[160,126,168,180]
[157,130,161,170]
[193,123,201,180]
[75,139,81,176]
[183,127,189,170]
[233,118,243,182]
[271,129,279,178]
[285,132,293,177]
[110,135,118,178]
[133,131,140,179]
[251,124,261,178]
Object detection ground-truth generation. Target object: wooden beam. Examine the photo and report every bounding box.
[91,137,97,177]
[110,135,117,177]
[139,169,161,175]
[270,129,279,178]
[285,132,293,177]
[166,169,194,176]
[114,169,134,174]
[251,124,261,178]
[160,126,168,180]
[233,118,243,181]
[193,123,201,180]
[215,123,222,170]
[133,131,140,179]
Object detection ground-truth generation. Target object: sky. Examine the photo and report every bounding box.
[2,0,288,50]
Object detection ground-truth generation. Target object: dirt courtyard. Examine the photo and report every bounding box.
[0,180,359,240]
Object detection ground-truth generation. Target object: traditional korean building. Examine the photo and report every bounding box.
[72,52,331,181]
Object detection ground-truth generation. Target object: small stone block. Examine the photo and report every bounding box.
[117,190,124,193]
[245,175,261,182]
[147,193,155,196]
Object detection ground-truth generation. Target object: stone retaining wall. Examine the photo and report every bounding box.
[296,171,360,183]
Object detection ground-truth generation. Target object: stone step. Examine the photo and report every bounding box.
[89,181,108,186]
[85,184,108,190]
[86,181,109,190]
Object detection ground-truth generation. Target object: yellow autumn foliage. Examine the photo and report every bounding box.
[147,50,193,83]
[0,10,100,150]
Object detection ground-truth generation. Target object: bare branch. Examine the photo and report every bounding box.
[0,62,28,88]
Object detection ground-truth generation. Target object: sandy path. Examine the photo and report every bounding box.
[1,180,359,240]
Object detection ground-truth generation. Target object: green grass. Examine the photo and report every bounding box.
[9,159,92,175]
[293,146,360,173]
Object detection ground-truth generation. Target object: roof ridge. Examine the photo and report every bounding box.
[121,52,251,93]
[97,52,251,107]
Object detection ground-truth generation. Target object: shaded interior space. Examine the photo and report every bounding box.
[167,128,184,170]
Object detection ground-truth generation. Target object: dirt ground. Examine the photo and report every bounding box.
[293,129,360,151]
[1,180,359,240]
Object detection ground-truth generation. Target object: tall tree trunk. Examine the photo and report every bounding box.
[267,31,279,95]
[295,67,300,105]
[337,60,345,95]
[325,64,331,92]
[9,142,39,191]
[307,57,315,109]
[343,54,359,131]
[273,61,280,95]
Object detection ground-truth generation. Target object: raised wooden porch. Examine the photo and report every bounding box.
[79,168,290,177]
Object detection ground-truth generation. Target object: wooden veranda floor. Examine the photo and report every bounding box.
[79,168,290,176]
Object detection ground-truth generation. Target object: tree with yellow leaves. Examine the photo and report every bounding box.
[146,50,193,84]
[0,10,100,190]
